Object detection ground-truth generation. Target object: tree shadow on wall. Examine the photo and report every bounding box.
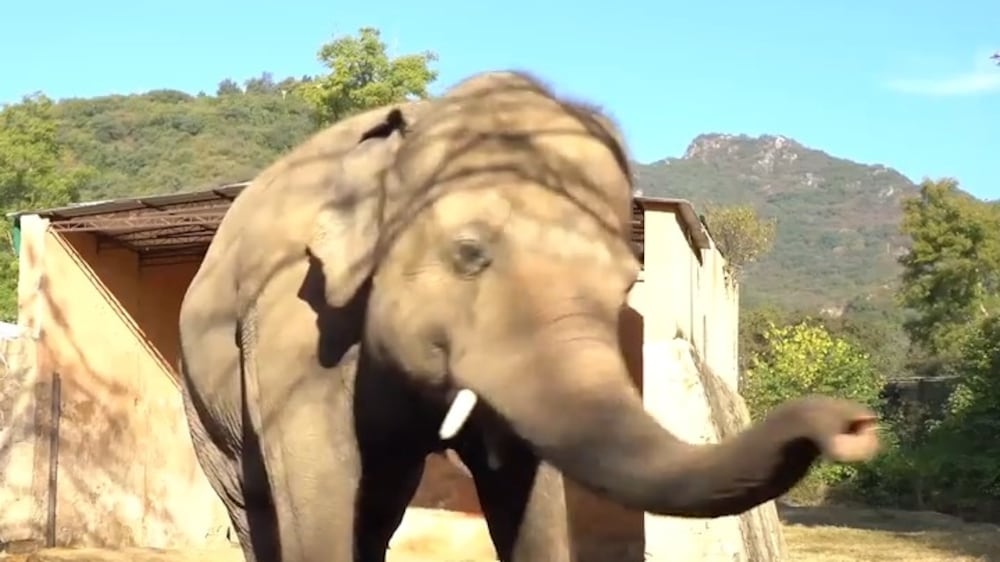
[19,233,229,549]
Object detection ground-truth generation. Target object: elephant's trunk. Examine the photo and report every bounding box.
[450,333,830,518]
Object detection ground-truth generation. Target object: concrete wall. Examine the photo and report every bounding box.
[0,335,38,547]
[636,205,765,561]
[11,214,230,548]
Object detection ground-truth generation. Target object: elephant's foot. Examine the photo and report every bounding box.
[240,495,279,562]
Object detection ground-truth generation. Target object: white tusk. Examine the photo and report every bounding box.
[439,388,478,440]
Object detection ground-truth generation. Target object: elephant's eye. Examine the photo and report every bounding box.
[450,237,492,277]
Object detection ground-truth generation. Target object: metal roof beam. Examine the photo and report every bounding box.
[48,211,228,232]
[95,233,141,253]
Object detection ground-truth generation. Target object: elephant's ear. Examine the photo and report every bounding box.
[308,109,409,308]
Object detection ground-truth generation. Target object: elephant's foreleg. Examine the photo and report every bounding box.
[239,402,279,562]
[245,364,360,561]
[181,383,271,562]
[354,454,426,561]
[241,309,361,562]
[457,436,572,562]
[352,361,437,561]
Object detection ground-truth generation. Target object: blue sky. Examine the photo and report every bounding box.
[3,0,998,199]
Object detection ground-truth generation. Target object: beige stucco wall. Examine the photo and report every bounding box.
[0,334,39,547]
[637,206,771,561]
[11,214,230,548]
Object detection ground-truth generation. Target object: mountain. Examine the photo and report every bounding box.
[633,134,918,310]
[45,91,915,311]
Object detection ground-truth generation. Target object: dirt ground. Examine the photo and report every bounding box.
[3,504,999,561]
[779,503,1000,562]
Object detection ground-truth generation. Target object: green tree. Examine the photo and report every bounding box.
[737,305,792,386]
[243,72,277,95]
[882,316,1000,507]
[826,294,910,380]
[743,321,883,418]
[948,317,1000,421]
[743,320,884,502]
[298,27,439,125]
[897,178,1000,363]
[702,203,776,280]
[0,93,92,320]
[216,79,242,96]
[0,93,90,209]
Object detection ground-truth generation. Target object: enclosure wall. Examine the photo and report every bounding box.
[15,219,229,548]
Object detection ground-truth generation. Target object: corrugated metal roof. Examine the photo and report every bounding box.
[8,181,709,266]
[7,181,250,221]
[8,181,251,265]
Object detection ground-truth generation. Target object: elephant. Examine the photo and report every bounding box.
[177,70,880,562]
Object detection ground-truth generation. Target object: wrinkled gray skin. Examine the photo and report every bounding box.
[178,71,880,562]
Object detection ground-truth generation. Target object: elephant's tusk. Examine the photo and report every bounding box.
[439,388,478,440]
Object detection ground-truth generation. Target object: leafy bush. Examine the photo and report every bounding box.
[842,316,1000,520]
[743,320,884,503]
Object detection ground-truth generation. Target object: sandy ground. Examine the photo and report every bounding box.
[4,505,999,561]
[779,503,1000,562]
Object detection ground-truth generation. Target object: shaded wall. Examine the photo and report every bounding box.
[15,216,229,549]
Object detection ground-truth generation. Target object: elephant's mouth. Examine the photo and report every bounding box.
[439,387,508,471]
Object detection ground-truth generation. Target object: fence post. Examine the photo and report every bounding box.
[45,372,60,548]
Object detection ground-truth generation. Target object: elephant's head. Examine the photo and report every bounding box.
[308,71,879,517]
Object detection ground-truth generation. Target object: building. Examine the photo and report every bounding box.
[0,183,778,560]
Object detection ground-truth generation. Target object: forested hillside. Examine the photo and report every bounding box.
[55,80,317,199]
[47,89,917,311]
[637,133,919,308]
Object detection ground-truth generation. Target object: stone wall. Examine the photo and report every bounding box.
[0,335,41,548]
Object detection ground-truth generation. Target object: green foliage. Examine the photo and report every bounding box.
[897,178,1000,362]
[702,203,776,280]
[825,294,910,380]
[744,321,884,415]
[0,94,93,321]
[0,93,92,209]
[297,27,439,126]
[847,316,1000,518]
[833,178,1000,522]
[737,306,789,383]
[743,320,883,503]
[948,316,1000,420]
[55,85,318,199]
